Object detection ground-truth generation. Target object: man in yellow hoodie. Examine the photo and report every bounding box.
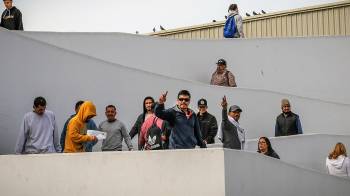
[64,101,97,153]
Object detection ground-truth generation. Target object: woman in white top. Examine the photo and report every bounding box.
[326,142,350,178]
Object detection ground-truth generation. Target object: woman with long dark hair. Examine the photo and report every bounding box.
[326,143,350,177]
[257,137,280,159]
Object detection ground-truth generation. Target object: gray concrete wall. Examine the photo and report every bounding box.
[0,149,225,196]
[244,134,350,173]
[16,31,350,104]
[0,149,349,196]
[224,149,350,196]
[1,30,350,154]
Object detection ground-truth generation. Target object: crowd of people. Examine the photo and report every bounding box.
[15,92,303,154]
[5,0,348,179]
[14,92,349,178]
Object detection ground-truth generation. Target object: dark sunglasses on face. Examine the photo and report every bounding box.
[178,98,190,102]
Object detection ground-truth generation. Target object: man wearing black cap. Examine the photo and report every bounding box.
[1,0,23,30]
[218,96,245,150]
[197,98,218,144]
[210,58,237,87]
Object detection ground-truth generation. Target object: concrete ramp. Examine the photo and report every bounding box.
[0,149,349,196]
[16,31,350,104]
[1,30,350,154]
[244,134,350,173]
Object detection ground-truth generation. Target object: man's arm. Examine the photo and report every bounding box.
[60,118,71,152]
[129,114,142,139]
[53,115,62,153]
[296,116,303,134]
[228,72,237,87]
[194,116,206,148]
[207,115,218,142]
[121,124,133,150]
[15,10,23,30]
[67,123,94,143]
[154,103,175,123]
[236,15,244,38]
[15,116,28,154]
[275,118,280,137]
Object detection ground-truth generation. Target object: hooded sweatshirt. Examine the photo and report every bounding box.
[326,155,350,178]
[64,101,96,153]
[0,6,23,30]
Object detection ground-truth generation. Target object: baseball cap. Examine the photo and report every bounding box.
[197,98,207,107]
[229,105,242,112]
[216,59,227,65]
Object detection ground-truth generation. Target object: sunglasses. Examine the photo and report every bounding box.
[178,98,190,102]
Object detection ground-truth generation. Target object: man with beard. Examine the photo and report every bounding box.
[129,96,155,150]
[154,90,206,149]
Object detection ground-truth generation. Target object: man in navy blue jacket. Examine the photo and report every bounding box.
[154,90,206,149]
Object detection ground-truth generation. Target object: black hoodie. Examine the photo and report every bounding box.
[1,6,23,30]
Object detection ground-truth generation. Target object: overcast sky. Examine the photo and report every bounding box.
[4,0,339,33]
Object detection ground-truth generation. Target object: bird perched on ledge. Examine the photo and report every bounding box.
[246,13,251,17]
[160,25,165,31]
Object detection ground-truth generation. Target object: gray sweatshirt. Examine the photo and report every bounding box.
[99,119,133,151]
[15,110,61,154]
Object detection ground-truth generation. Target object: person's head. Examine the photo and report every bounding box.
[3,0,13,9]
[33,96,46,115]
[74,100,84,114]
[76,101,96,122]
[228,105,242,122]
[197,98,208,114]
[257,137,273,154]
[105,105,117,122]
[143,96,155,114]
[216,59,227,74]
[177,90,191,111]
[328,142,347,159]
[281,99,291,113]
[228,4,238,12]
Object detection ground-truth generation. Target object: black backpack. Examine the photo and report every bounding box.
[145,117,163,150]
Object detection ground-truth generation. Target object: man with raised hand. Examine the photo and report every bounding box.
[154,90,206,149]
[218,96,245,150]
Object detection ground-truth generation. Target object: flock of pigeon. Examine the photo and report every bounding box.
[138,10,267,34]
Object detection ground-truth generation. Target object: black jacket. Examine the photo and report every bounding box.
[129,114,144,150]
[275,112,303,137]
[197,112,218,144]
[1,6,23,30]
[221,107,241,149]
[155,103,206,149]
[268,151,280,159]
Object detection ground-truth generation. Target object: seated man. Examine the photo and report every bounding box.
[210,59,237,87]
